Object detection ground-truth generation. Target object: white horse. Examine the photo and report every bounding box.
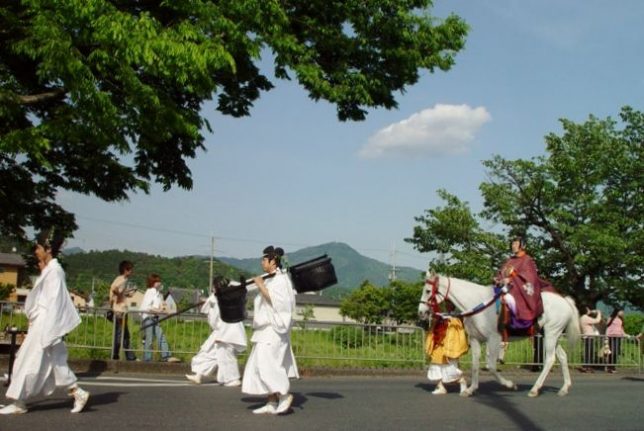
[418,273,580,397]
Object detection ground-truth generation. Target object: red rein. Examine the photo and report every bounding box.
[424,275,451,314]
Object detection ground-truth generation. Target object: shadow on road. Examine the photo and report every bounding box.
[28,391,125,413]
[415,380,550,431]
[241,391,344,414]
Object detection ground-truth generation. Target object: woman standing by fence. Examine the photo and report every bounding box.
[605,308,628,373]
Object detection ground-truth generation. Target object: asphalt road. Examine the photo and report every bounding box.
[0,372,642,431]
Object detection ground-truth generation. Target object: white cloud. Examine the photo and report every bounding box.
[359,104,491,159]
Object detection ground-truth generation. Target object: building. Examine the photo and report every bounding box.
[0,252,26,301]
[294,293,353,323]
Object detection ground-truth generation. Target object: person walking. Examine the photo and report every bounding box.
[425,312,468,395]
[0,229,89,415]
[185,275,247,386]
[241,246,299,415]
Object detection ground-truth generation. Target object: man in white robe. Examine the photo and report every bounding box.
[1,233,89,415]
[242,246,299,415]
[186,285,247,386]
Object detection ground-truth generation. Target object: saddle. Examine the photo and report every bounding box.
[497,301,537,341]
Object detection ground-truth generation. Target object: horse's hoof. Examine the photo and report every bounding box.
[432,388,447,395]
[528,390,539,398]
[459,390,472,398]
[511,383,518,391]
[557,389,569,397]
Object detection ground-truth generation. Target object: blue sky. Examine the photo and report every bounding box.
[62,0,644,271]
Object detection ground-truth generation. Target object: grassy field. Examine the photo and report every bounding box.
[2,310,641,370]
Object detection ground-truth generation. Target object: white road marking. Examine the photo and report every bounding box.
[76,376,217,388]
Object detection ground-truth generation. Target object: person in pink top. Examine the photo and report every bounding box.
[579,306,602,372]
[605,308,627,373]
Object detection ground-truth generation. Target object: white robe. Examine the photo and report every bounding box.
[6,259,81,401]
[242,269,299,396]
[191,294,247,383]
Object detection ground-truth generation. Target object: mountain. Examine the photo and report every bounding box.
[63,246,85,255]
[61,242,425,301]
[219,242,425,294]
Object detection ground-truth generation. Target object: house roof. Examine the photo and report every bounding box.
[295,293,340,307]
[0,253,26,267]
[166,287,203,305]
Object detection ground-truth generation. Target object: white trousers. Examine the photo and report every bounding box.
[191,333,240,384]
[426,359,463,384]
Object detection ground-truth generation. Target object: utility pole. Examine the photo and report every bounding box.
[388,242,397,282]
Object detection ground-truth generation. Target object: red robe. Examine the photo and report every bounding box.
[497,252,554,322]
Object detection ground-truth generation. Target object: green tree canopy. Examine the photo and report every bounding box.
[339,279,422,325]
[388,279,423,324]
[339,280,389,324]
[1,0,468,239]
[407,107,643,310]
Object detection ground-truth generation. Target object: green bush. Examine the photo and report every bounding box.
[330,325,366,349]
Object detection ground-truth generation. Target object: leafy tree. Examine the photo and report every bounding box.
[407,107,644,310]
[1,1,468,240]
[0,282,15,300]
[388,280,423,324]
[339,279,423,325]
[340,280,389,324]
[296,303,315,329]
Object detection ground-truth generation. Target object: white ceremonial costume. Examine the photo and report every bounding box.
[6,259,81,401]
[191,294,247,383]
[242,269,299,396]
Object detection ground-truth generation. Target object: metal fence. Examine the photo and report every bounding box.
[1,302,641,372]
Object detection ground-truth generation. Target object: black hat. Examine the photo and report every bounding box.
[34,227,66,256]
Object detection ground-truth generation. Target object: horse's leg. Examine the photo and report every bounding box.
[528,331,559,397]
[555,344,572,396]
[461,338,480,397]
[484,333,517,391]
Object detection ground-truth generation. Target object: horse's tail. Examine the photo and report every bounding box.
[564,296,581,350]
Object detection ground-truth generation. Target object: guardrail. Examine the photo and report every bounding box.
[1,302,641,372]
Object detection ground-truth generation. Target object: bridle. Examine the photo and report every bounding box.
[420,274,503,319]
[420,274,451,315]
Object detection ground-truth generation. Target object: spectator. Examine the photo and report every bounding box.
[579,306,602,372]
[140,274,179,363]
[109,260,137,361]
[605,308,628,373]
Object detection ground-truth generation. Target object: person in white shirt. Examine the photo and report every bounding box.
[140,274,178,362]
[241,246,298,415]
[0,228,89,415]
[185,275,247,386]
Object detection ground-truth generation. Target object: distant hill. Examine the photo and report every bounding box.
[64,249,248,294]
[219,242,425,295]
[64,246,85,255]
[61,242,425,301]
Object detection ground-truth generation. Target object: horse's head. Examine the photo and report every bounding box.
[418,271,444,322]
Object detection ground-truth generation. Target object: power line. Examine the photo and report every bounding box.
[75,214,429,263]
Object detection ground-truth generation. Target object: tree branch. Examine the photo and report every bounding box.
[16,88,66,105]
